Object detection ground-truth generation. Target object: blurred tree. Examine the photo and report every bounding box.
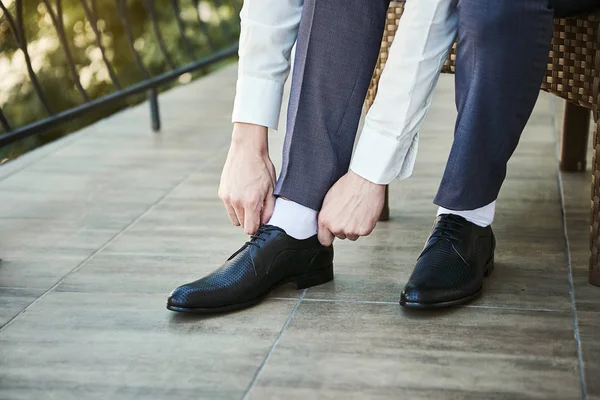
[0,0,242,160]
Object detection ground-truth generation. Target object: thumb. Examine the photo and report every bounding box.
[261,191,276,225]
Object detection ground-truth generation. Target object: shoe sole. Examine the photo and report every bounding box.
[400,288,483,309]
[166,264,334,314]
[400,254,494,309]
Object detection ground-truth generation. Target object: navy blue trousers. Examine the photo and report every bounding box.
[274,0,555,211]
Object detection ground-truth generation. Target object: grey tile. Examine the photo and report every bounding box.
[0,199,146,229]
[555,97,600,313]
[0,220,115,259]
[572,273,600,313]
[165,172,224,202]
[99,200,248,257]
[0,256,84,290]
[57,253,300,299]
[579,312,600,398]
[128,200,233,233]
[0,287,44,327]
[559,171,600,313]
[0,292,294,400]
[248,302,580,399]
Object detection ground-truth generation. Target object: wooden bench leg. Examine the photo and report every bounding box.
[560,102,591,172]
[379,185,390,221]
[590,120,600,287]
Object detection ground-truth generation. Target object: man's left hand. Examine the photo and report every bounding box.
[318,170,386,246]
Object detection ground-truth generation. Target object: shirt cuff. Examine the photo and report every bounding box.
[349,125,417,185]
[231,76,284,131]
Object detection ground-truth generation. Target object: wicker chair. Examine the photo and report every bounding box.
[367,2,600,286]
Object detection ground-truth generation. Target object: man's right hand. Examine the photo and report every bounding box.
[218,123,276,235]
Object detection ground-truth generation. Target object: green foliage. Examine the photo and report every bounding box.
[0,0,241,160]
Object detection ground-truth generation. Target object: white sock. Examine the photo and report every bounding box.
[437,201,496,227]
[267,198,318,239]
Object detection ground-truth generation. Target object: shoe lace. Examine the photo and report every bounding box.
[430,215,466,244]
[227,225,275,261]
[244,225,274,249]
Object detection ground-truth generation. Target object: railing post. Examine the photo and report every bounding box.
[148,88,161,132]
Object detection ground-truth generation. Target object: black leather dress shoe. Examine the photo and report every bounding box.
[167,225,333,313]
[400,214,495,308]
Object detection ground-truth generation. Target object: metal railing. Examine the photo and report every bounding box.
[0,0,242,148]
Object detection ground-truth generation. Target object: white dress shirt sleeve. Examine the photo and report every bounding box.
[350,0,459,184]
[231,0,303,130]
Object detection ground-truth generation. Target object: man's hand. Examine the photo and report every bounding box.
[318,170,386,246]
[218,123,276,235]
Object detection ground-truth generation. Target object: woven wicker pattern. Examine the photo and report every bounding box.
[367,2,600,285]
[366,3,403,109]
[544,16,600,111]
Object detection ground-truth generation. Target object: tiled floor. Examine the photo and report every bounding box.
[0,64,598,399]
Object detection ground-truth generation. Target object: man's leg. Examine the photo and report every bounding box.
[267,0,391,239]
[401,0,554,308]
[435,0,554,211]
[435,0,554,227]
[274,0,391,211]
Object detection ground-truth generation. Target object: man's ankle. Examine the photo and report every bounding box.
[436,201,496,227]
[267,198,318,239]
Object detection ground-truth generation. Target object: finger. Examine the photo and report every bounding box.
[233,203,245,230]
[244,205,261,235]
[269,164,277,185]
[360,218,379,237]
[261,192,276,225]
[334,232,347,240]
[363,224,376,237]
[224,203,240,226]
[318,225,335,247]
[347,234,359,241]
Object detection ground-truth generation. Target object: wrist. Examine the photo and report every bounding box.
[349,169,385,188]
[231,123,269,153]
